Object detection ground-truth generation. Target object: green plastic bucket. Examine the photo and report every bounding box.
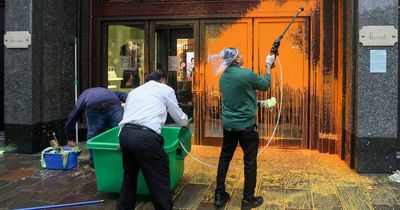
[87,124,192,194]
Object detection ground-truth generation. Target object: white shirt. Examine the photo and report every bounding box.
[119,80,188,134]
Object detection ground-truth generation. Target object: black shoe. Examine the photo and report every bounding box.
[241,196,263,210]
[214,192,230,207]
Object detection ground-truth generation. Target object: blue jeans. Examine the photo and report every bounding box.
[85,105,123,162]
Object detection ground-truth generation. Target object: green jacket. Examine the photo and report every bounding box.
[219,65,271,131]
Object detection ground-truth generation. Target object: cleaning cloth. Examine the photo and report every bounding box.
[263,97,277,109]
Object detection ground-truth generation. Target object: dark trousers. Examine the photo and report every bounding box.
[117,125,172,210]
[120,70,140,88]
[215,125,259,199]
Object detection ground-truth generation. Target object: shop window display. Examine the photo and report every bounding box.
[107,25,144,92]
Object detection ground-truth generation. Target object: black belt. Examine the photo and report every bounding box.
[124,124,163,143]
[124,124,158,135]
[95,102,115,110]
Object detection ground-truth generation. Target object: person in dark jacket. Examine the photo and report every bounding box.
[64,87,127,163]
[214,47,275,210]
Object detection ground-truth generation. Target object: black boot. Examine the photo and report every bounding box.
[241,196,263,210]
[214,192,230,207]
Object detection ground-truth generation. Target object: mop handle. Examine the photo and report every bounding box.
[74,37,79,145]
[14,200,104,210]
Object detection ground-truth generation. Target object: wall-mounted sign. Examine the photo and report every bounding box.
[370,50,386,73]
[4,31,31,48]
[359,26,397,46]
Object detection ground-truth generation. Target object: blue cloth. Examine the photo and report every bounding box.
[64,87,127,140]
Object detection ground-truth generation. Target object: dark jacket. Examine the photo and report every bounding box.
[64,87,127,139]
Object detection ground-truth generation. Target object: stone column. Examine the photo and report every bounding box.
[0,2,4,132]
[4,0,77,153]
[355,0,399,172]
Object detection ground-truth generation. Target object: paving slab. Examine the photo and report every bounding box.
[0,145,399,209]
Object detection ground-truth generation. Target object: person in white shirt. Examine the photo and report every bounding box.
[117,70,189,210]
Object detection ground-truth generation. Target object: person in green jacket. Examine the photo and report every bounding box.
[214,47,275,210]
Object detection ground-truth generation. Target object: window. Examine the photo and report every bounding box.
[106,24,145,92]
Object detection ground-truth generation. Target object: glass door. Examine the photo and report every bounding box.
[199,17,309,148]
[153,27,195,123]
[254,18,309,149]
[199,18,253,145]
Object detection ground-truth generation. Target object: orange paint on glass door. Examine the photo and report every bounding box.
[200,19,253,145]
[254,18,309,148]
[198,17,309,148]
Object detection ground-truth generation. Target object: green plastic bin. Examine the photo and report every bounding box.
[87,124,192,194]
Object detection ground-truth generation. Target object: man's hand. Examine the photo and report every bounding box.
[266,54,276,66]
[184,121,190,128]
[68,140,76,147]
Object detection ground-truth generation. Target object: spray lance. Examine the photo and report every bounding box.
[270,7,304,57]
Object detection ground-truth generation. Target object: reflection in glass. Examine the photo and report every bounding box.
[154,28,194,121]
[175,38,194,110]
[107,25,144,93]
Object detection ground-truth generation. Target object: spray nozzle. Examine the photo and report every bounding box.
[270,36,283,55]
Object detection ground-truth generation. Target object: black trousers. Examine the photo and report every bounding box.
[120,70,140,88]
[215,125,259,200]
[117,125,172,210]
